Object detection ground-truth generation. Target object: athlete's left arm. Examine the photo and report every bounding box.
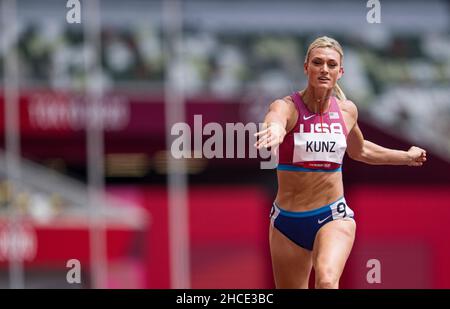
[345,101,427,166]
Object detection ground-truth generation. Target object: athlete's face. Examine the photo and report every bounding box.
[304,47,343,89]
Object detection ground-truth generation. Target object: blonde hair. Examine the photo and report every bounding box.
[305,36,346,101]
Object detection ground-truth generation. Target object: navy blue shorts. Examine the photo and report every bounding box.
[270,196,355,251]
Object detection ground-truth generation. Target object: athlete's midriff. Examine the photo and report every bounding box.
[275,170,344,211]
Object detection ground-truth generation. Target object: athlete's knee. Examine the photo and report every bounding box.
[315,278,338,289]
[315,267,339,289]
[315,277,338,289]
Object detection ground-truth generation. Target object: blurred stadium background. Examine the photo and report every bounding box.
[0,0,449,288]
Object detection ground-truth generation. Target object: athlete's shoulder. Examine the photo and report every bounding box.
[270,95,296,110]
[280,94,295,105]
[336,97,358,119]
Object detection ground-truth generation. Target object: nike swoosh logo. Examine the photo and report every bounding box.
[303,114,315,120]
[317,215,332,224]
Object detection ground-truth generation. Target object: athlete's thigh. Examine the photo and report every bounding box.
[312,219,356,283]
[269,224,313,288]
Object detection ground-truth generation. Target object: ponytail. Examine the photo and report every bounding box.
[333,83,346,101]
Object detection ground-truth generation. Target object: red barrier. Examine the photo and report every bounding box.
[108,185,272,289]
[343,185,450,288]
[108,184,450,289]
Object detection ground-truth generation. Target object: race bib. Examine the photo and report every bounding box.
[293,132,347,164]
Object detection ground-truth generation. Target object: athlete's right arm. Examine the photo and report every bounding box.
[254,98,296,150]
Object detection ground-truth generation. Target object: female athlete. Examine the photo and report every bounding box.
[255,36,427,289]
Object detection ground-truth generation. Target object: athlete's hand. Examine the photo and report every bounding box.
[407,146,427,167]
[254,122,286,155]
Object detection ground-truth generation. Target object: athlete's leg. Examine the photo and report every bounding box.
[312,219,356,289]
[269,224,313,288]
